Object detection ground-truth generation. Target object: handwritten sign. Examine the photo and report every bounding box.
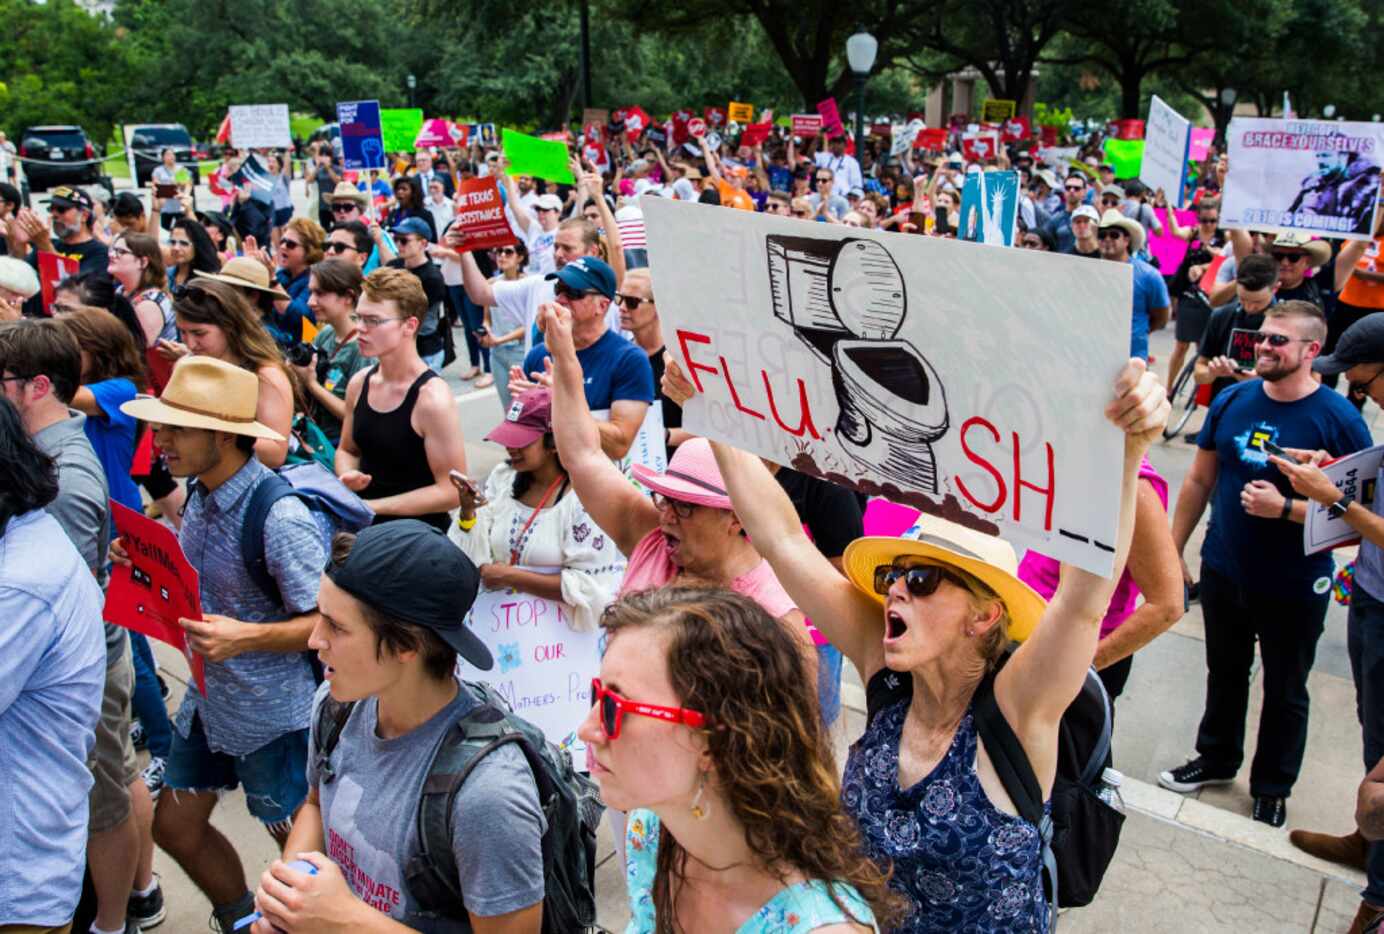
[792,114,823,138]
[380,108,424,153]
[981,99,1017,123]
[229,104,291,149]
[104,501,207,695]
[502,128,574,184]
[457,571,603,756]
[644,199,1133,577]
[1141,96,1192,208]
[37,250,78,315]
[1222,117,1384,240]
[890,119,925,157]
[958,170,1019,247]
[728,102,754,124]
[452,177,517,250]
[1227,328,1260,370]
[816,98,845,137]
[337,100,385,170]
[1190,127,1215,163]
[1305,444,1384,552]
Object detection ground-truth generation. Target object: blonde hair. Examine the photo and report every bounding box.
[286,217,326,265]
[362,266,426,323]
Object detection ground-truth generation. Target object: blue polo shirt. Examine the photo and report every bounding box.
[1129,256,1170,360]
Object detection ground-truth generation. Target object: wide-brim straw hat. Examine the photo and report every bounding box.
[1271,231,1333,267]
[1097,208,1146,254]
[191,256,291,299]
[842,513,1048,643]
[121,355,285,441]
[329,181,370,207]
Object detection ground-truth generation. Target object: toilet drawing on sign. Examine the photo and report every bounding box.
[765,234,949,493]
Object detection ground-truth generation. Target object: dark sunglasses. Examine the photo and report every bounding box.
[872,562,969,598]
[616,293,650,311]
[331,202,360,213]
[815,176,832,184]
[590,678,706,739]
[554,280,598,301]
[280,239,302,250]
[492,246,517,256]
[1065,184,1084,192]
[324,242,356,254]
[1250,332,1313,347]
[1273,252,1307,263]
[650,492,698,519]
[1097,229,1125,241]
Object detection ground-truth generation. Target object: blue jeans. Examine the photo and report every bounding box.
[448,284,488,371]
[129,633,172,759]
[165,713,309,828]
[490,341,527,413]
[422,348,445,373]
[1349,584,1384,904]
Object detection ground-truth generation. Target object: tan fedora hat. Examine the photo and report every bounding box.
[121,355,285,441]
[329,181,370,207]
[1097,208,1146,254]
[191,256,291,299]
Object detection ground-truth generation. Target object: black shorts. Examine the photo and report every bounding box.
[1174,294,1213,343]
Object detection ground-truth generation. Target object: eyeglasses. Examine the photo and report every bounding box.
[331,203,360,214]
[168,238,192,248]
[280,239,302,250]
[872,562,969,598]
[1064,184,1084,192]
[350,313,406,329]
[1198,217,1219,225]
[616,293,651,311]
[815,176,832,184]
[589,678,706,739]
[492,246,517,256]
[1273,252,1308,264]
[650,492,698,519]
[1097,229,1125,241]
[108,246,133,259]
[554,281,598,301]
[0,374,32,385]
[324,242,357,254]
[1249,332,1313,347]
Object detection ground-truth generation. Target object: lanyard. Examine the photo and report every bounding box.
[509,473,565,565]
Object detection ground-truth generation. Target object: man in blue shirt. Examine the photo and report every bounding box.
[1162,301,1373,828]
[1098,210,1170,360]
[118,356,327,934]
[1042,172,1090,253]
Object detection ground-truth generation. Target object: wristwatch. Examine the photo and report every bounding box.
[1328,497,1352,520]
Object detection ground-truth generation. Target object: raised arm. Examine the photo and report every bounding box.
[498,155,534,236]
[1155,191,1193,241]
[456,246,498,308]
[699,136,724,184]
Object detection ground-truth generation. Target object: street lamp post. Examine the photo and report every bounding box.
[846,30,877,169]
[407,73,417,108]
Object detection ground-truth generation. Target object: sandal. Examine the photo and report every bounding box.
[475,374,495,389]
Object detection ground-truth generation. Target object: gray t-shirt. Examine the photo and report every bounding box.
[308,680,546,929]
[35,411,124,663]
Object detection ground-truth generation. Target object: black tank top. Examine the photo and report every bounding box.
[353,365,448,531]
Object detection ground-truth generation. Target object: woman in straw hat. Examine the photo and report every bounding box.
[709,360,1169,932]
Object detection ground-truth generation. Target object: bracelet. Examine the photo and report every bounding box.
[1280,496,1294,520]
[456,516,477,531]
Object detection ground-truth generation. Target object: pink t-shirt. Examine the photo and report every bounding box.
[618,529,798,620]
[1017,458,1169,639]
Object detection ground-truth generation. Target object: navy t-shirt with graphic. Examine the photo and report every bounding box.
[1197,380,1372,597]
[523,328,654,410]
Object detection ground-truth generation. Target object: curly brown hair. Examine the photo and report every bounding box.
[602,587,904,931]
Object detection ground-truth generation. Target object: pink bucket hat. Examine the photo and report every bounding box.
[631,437,733,511]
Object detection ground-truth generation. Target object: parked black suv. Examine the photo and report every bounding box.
[18,125,102,192]
[127,123,201,188]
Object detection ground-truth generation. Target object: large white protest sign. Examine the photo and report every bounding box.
[230,104,291,149]
[1305,444,1384,553]
[457,570,604,758]
[1141,96,1192,208]
[594,405,668,487]
[643,198,1132,577]
[1223,117,1384,241]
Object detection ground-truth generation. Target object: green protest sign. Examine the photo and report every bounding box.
[380,108,424,153]
[502,128,574,184]
[1102,138,1145,180]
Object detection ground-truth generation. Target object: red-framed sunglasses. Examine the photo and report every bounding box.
[590,678,707,739]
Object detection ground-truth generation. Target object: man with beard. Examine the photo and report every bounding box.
[1289,147,1381,235]
[1162,300,1372,828]
[8,186,109,316]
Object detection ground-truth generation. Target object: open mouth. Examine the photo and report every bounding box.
[885,609,908,640]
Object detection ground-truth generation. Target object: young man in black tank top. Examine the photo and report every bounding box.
[336,267,468,532]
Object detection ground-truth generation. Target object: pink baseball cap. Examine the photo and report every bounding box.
[484,388,553,449]
[631,437,733,511]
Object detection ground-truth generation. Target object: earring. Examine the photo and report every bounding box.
[966,627,975,637]
[690,773,710,821]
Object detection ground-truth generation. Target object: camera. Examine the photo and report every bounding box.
[285,342,315,368]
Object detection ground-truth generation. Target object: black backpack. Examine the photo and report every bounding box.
[314,680,604,933]
[973,655,1124,921]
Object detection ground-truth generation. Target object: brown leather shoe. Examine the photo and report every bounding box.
[1347,900,1384,934]
[1289,828,1369,871]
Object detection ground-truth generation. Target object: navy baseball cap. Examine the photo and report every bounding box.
[325,520,493,671]
[546,256,616,300]
[1315,314,1384,375]
[390,217,433,241]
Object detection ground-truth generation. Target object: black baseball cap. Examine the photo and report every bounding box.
[326,520,493,670]
[48,185,94,212]
[1314,314,1384,375]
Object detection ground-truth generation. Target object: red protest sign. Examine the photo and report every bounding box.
[1003,116,1032,142]
[37,251,78,315]
[704,106,727,129]
[816,98,845,137]
[791,114,822,137]
[961,131,1000,161]
[687,117,707,139]
[104,501,206,695]
[740,122,773,147]
[1198,253,1228,294]
[672,110,693,145]
[914,128,949,151]
[1040,125,1059,146]
[624,105,652,142]
[453,177,517,251]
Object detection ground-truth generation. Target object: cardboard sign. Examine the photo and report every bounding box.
[104,502,207,695]
[1305,444,1384,552]
[453,177,518,250]
[1190,127,1215,163]
[1103,138,1145,179]
[1227,327,1260,370]
[981,99,1017,123]
[958,170,1019,247]
[229,104,291,149]
[792,114,823,137]
[380,108,424,153]
[1222,117,1384,240]
[961,131,1000,162]
[582,108,610,131]
[817,98,845,137]
[457,570,604,756]
[890,120,925,157]
[1141,96,1192,207]
[336,100,385,171]
[501,128,574,184]
[643,199,1133,577]
[740,122,773,147]
[728,102,754,124]
[37,250,78,315]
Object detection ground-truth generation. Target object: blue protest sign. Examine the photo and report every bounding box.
[958,170,1020,246]
[337,100,385,171]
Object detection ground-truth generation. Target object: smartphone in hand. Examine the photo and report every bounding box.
[1258,439,1288,458]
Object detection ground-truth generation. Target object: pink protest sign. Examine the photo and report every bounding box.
[817,98,845,137]
[1189,127,1215,163]
[1146,209,1197,275]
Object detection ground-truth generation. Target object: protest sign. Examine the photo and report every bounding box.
[502,128,575,184]
[453,177,517,250]
[958,170,1019,247]
[644,199,1133,577]
[595,405,667,482]
[227,152,275,205]
[336,100,385,170]
[380,108,424,153]
[1198,253,1228,293]
[728,101,754,124]
[416,118,464,148]
[1146,208,1197,273]
[740,123,773,147]
[687,117,707,139]
[1190,127,1215,163]
[1222,117,1384,240]
[961,131,1000,162]
[1141,96,1192,207]
[981,99,1017,123]
[37,251,78,315]
[817,98,845,137]
[705,106,728,129]
[624,105,652,142]
[914,128,948,151]
[104,501,207,695]
[1040,125,1059,147]
[1225,327,1259,370]
[1111,119,1145,141]
[458,571,603,756]
[1003,116,1032,143]
[229,104,290,149]
[792,114,823,137]
[890,119,925,157]
[1103,138,1145,179]
[582,107,610,130]
[671,109,693,144]
[1305,444,1384,552]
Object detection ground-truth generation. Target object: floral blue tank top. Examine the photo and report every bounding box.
[841,698,1049,933]
[624,809,879,933]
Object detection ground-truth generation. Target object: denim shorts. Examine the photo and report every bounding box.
[165,713,308,826]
